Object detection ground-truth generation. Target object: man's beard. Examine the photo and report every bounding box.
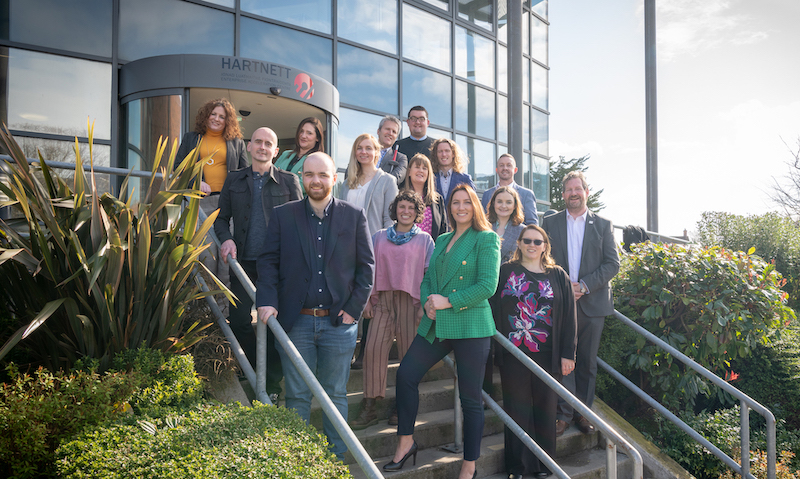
[306,183,332,201]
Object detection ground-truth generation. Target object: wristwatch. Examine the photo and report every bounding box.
[580,283,587,294]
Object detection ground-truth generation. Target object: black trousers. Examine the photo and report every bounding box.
[229,259,282,395]
[500,350,556,475]
[395,335,491,461]
[557,311,604,422]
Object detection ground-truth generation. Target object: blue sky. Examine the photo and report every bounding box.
[549,0,800,237]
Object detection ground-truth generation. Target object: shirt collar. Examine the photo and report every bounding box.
[409,134,428,141]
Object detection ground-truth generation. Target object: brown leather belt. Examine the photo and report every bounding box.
[299,308,330,317]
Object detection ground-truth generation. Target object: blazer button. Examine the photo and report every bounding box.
[452,289,456,292]
[459,276,463,280]
[462,260,467,265]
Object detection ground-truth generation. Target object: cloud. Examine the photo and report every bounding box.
[636,0,768,61]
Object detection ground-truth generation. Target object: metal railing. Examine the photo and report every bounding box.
[612,224,690,245]
[602,310,776,479]
[442,335,645,479]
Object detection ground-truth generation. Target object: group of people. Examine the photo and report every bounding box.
[184,98,620,479]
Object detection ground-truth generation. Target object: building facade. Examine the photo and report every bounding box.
[0,0,550,207]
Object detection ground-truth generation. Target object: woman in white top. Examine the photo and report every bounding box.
[339,133,399,236]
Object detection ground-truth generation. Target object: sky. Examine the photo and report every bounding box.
[548,0,800,238]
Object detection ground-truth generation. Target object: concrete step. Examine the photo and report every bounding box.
[349,432,632,479]
[347,358,456,393]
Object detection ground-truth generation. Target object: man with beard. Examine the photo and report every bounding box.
[214,127,302,404]
[256,152,375,460]
[541,170,619,437]
[480,153,539,225]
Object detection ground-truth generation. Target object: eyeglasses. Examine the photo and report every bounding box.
[521,238,544,245]
[408,116,428,123]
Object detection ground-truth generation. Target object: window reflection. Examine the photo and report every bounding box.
[5,49,112,140]
[427,126,451,141]
[242,0,331,34]
[530,154,549,204]
[455,81,495,140]
[523,12,530,56]
[338,44,398,113]
[5,0,112,57]
[531,62,548,110]
[523,106,530,151]
[119,0,233,61]
[456,27,495,88]
[531,15,548,65]
[531,0,547,19]
[419,0,449,11]
[241,18,333,82]
[498,95,508,144]
[523,59,530,103]
[532,108,548,156]
[498,44,507,94]
[403,4,451,73]
[338,0,397,53]
[458,0,493,31]
[335,108,382,172]
[456,134,494,194]
[403,63,452,128]
[498,0,507,44]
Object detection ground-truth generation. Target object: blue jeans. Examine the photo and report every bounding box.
[277,314,357,460]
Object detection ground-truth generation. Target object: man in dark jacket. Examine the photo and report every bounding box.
[214,127,302,403]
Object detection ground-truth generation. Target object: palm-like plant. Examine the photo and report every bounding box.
[0,123,229,372]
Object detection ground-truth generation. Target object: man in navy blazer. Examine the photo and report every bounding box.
[481,153,538,225]
[431,137,476,203]
[541,171,619,436]
[256,152,374,460]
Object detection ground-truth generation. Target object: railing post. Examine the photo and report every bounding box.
[256,320,269,405]
[441,359,464,454]
[606,441,617,478]
[740,401,750,479]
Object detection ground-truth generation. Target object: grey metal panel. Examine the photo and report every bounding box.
[119,54,339,119]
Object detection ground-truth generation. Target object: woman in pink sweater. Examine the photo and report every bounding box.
[349,190,435,429]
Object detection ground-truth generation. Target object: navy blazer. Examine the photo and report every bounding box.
[541,210,620,317]
[255,198,375,332]
[435,171,477,203]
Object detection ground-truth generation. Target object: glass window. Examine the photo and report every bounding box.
[531,62,548,110]
[241,18,333,82]
[458,0,492,31]
[5,49,112,140]
[337,44,398,113]
[455,134,494,194]
[523,12,530,56]
[531,0,547,19]
[498,0,507,44]
[335,108,383,172]
[403,4,451,73]
[523,106,530,151]
[497,94,508,145]
[530,154,549,204]
[532,108,548,156]
[497,44,507,94]
[338,0,397,53]
[455,27,495,88]
[119,0,233,61]
[523,59,530,103]
[419,0,449,11]
[427,126,452,140]
[242,0,331,33]
[403,63,452,128]
[455,81,495,140]
[204,0,235,7]
[531,15,548,65]
[4,0,112,57]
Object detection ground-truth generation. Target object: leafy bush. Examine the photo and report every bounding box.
[0,363,141,478]
[696,211,800,309]
[113,347,204,417]
[56,402,352,479]
[0,124,230,372]
[613,242,796,410]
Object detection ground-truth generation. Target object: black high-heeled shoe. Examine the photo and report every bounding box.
[383,441,418,471]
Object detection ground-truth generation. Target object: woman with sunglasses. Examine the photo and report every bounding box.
[490,224,577,479]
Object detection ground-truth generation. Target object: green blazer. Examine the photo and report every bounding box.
[418,228,501,343]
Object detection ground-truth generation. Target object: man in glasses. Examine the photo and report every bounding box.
[541,170,619,438]
[395,105,435,161]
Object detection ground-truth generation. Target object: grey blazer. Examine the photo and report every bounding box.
[496,222,526,264]
[339,169,399,237]
[541,210,620,317]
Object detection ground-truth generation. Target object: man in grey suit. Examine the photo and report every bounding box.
[481,153,538,225]
[541,170,619,436]
[376,115,408,185]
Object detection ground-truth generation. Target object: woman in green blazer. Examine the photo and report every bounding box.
[385,184,500,479]
[272,117,324,196]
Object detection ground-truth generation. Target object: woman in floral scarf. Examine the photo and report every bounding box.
[490,224,577,479]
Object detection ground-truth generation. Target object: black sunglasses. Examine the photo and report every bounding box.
[521,238,544,245]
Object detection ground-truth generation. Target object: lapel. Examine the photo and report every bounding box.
[323,199,342,262]
[579,211,599,271]
[549,211,568,266]
[293,200,313,269]
[439,228,478,288]
[363,170,382,207]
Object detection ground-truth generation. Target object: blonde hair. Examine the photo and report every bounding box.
[346,133,381,189]
[509,224,556,271]
[447,184,492,232]
[430,138,467,174]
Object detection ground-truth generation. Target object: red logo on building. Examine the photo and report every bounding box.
[294,73,315,99]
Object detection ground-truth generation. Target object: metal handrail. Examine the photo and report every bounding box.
[605,310,776,479]
[612,223,690,245]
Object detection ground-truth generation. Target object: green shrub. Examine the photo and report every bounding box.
[0,124,229,372]
[56,403,352,479]
[696,211,800,309]
[612,242,796,410]
[0,363,141,478]
[113,347,204,417]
